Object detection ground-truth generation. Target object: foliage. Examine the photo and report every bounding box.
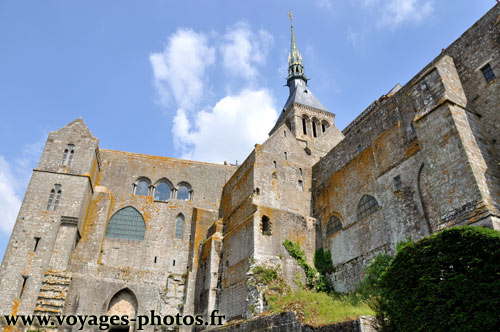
[357,253,392,299]
[252,265,279,285]
[314,248,333,275]
[268,289,373,326]
[283,240,317,288]
[377,226,500,332]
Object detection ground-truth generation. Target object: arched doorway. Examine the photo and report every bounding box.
[107,288,138,332]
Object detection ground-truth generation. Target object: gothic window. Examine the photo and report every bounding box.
[61,144,75,166]
[326,215,343,236]
[302,116,308,135]
[177,183,192,201]
[312,118,319,137]
[46,184,62,211]
[481,63,496,83]
[105,206,145,240]
[53,188,62,211]
[356,195,379,221]
[46,190,55,210]
[134,178,150,196]
[175,214,184,239]
[154,181,172,201]
[261,215,271,235]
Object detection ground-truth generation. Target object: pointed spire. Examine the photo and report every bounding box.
[287,11,307,85]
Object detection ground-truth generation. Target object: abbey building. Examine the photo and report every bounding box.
[1,4,499,331]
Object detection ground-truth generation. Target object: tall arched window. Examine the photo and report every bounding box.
[105,206,145,240]
[356,195,379,221]
[134,178,150,196]
[175,214,184,239]
[321,121,329,133]
[302,115,309,135]
[177,183,192,201]
[46,184,62,211]
[326,215,342,236]
[61,144,75,166]
[154,181,172,201]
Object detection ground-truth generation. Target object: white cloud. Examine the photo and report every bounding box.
[317,0,334,10]
[220,22,273,81]
[173,89,278,164]
[347,27,360,47]
[151,22,279,164]
[378,0,433,28]
[150,29,215,110]
[0,156,22,235]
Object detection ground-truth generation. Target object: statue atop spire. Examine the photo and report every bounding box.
[287,11,307,85]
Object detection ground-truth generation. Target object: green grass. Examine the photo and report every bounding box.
[268,289,374,327]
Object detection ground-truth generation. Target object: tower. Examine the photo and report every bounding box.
[269,12,343,159]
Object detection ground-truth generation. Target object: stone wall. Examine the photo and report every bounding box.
[202,312,375,332]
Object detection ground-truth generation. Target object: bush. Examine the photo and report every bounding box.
[314,248,333,275]
[378,226,500,332]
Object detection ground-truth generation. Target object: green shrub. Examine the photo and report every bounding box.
[378,226,500,332]
[252,265,279,285]
[314,248,333,275]
[357,253,392,299]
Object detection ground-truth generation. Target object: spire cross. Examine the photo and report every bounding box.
[288,11,293,24]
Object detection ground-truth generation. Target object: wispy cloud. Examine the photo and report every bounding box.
[150,29,215,110]
[347,27,360,47]
[220,22,273,81]
[361,0,433,29]
[150,22,278,164]
[379,0,433,28]
[316,0,334,10]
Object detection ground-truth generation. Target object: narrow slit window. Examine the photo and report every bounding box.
[284,152,287,160]
[273,161,277,168]
[313,122,317,137]
[20,275,28,298]
[299,168,303,176]
[298,180,303,191]
[154,256,157,264]
[481,64,496,83]
[302,118,307,135]
[173,260,176,266]
[394,176,402,191]
[261,215,271,235]
[34,237,41,252]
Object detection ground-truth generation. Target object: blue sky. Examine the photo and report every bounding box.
[0,0,495,259]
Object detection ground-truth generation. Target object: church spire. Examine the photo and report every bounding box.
[287,11,307,85]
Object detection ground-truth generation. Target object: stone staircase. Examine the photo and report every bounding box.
[34,270,71,316]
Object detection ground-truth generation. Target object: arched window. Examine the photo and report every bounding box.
[154,181,172,201]
[302,116,309,135]
[312,118,319,137]
[177,183,192,201]
[175,214,184,239]
[105,206,145,240]
[326,215,343,236]
[46,184,62,211]
[61,144,75,166]
[321,121,329,133]
[134,178,150,196]
[356,195,379,221]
